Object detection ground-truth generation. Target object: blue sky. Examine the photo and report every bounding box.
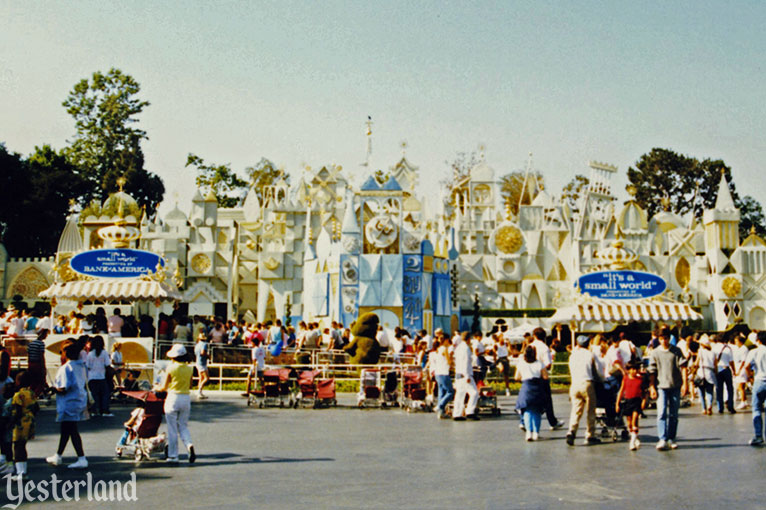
[2,1,765,215]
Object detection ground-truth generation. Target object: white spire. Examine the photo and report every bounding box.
[714,170,737,211]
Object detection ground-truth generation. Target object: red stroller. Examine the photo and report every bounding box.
[295,370,337,408]
[249,368,296,408]
[115,390,168,462]
[400,367,432,412]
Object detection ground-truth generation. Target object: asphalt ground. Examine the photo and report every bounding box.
[0,392,763,510]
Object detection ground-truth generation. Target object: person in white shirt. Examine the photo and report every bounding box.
[746,331,766,445]
[431,337,454,419]
[566,335,601,446]
[376,326,391,350]
[452,332,479,421]
[420,329,433,351]
[107,308,124,337]
[694,335,716,415]
[494,335,512,396]
[733,333,750,409]
[712,334,736,414]
[531,328,564,429]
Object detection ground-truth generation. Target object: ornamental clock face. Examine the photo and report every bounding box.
[494,225,523,254]
[364,215,398,249]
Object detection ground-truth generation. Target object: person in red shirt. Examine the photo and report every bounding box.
[616,360,646,451]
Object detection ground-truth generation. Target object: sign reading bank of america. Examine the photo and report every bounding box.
[70,249,164,279]
[575,270,666,300]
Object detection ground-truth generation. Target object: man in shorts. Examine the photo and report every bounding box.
[244,338,266,396]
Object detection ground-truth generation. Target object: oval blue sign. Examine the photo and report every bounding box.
[70,249,165,279]
[575,270,666,300]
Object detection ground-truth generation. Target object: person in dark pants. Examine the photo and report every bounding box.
[712,334,736,414]
[529,328,565,430]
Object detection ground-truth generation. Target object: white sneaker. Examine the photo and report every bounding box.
[68,457,88,469]
[46,454,63,466]
[667,440,678,450]
[736,402,748,410]
[656,439,668,451]
[166,457,179,463]
[629,435,637,451]
[525,431,532,441]
[531,432,539,441]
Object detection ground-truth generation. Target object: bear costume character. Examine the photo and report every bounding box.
[344,313,382,364]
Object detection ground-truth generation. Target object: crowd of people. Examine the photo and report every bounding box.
[4,301,766,478]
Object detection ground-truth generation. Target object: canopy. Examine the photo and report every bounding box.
[39,278,181,302]
[549,298,702,324]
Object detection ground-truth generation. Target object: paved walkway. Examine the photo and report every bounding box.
[2,392,762,509]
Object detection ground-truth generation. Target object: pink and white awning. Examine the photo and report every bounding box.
[550,299,702,324]
[39,279,181,302]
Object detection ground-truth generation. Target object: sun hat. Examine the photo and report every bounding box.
[167,343,187,359]
[576,334,590,346]
[698,334,710,347]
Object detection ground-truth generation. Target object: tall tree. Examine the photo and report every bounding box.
[627,148,764,237]
[63,68,164,212]
[186,153,248,208]
[244,157,288,202]
[561,174,589,212]
[0,144,87,256]
[499,171,543,216]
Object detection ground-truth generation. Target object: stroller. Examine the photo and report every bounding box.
[357,369,382,408]
[400,367,432,413]
[595,376,629,441]
[115,390,168,462]
[249,368,296,408]
[381,369,399,407]
[294,370,335,408]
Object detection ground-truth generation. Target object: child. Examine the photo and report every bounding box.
[11,371,39,479]
[616,360,645,451]
[116,403,145,449]
[111,342,124,387]
[0,382,14,474]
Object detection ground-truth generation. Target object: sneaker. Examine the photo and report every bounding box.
[656,439,668,451]
[197,393,208,400]
[46,454,63,466]
[737,402,749,410]
[550,420,565,430]
[467,414,481,421]
[584,437,602,446]
[667,440,678,450]
[629,438,637,451]
[531,432,539,441]
[749,437,764,446]
[166,457,179,463]
[565,433,575,446]
[436,409,443,419]
[68,457,88,469]
[526,431,532,441]
[519,422,526,431]
[453,416,466,422]
[635,437,641,449]
[188,446,196,464]
[729,408,737,414]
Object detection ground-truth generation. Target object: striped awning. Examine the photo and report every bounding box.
[39,279,181,302]
[549,299,702,324]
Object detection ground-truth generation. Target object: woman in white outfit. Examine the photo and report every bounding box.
[154,344,196,463]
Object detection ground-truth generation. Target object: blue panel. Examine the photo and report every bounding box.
[420,240,434,257]
[312,274,329,316]
[359,280,380,307]
[359,254,381,281]
[403,254,423,331]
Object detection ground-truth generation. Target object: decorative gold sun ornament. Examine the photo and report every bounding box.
[721,276,741,298]
[191,253,211,274]
[495,225,523,254]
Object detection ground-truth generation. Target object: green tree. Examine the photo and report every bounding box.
[499,171,543,216]
[561,174,589,211]
[63,68,164,212]
[245,157,288,202]
[0,144,87,256]
[186,153,248,208]
[628,148,764,238]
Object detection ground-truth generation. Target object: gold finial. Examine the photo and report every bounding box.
[626,184,637,197]
[660,196,671,212]
[117,176,126,192]
[400,140,408,156]
[751,225,757,235]
[478,144,486,161]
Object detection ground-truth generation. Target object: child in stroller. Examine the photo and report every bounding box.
[115,390,167,461]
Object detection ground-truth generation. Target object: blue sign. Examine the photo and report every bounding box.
[70,249,164,279]
[575,270,666,300]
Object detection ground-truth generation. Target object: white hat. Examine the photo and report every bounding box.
[167,343,187,359]
[698,334,710,347]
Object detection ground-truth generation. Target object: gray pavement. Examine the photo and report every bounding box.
[2,392,763,509]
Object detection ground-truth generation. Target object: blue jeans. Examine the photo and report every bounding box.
[436,375,454,412]
[523,410,541,433]
[752,380,766,439]
[657,387,680,441]
[698,380,714,410]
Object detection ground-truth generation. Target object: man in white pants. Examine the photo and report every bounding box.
[452,333,479,421]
